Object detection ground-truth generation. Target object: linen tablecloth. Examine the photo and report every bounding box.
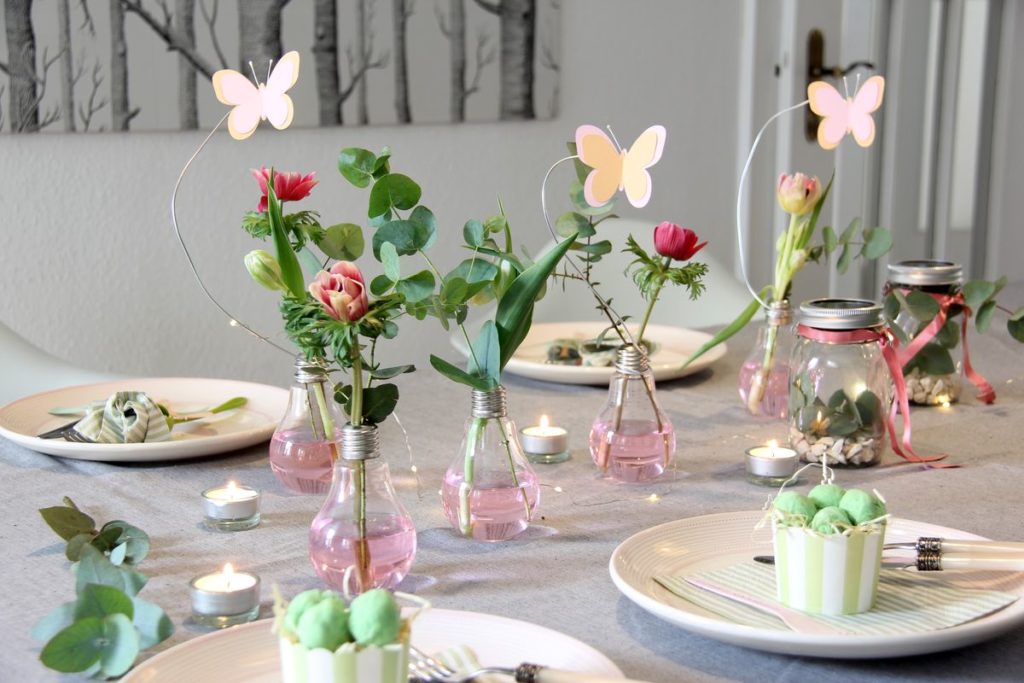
[3,292,1024,682]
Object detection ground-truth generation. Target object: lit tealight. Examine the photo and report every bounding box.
[647,494,660,503]
[201,482,260,531]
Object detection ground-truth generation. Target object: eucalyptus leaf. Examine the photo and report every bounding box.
[76,545,147,597]
[131,597,174,650]
[495,235,576,369]
[936,319,961,348]
[883,293,900,321]
[338,147,376,188]
[897,289,941,322]
[370,274,393,296]
[827,414,861,437]
[860,226,893,259]
[317,223,365,261]
[39,505,96,541]
[823,225,838,255]
[97,613,140,677]
[576,239,612,256]
[369,364,415,380]
[447,258,498,291]
[1009,316,1024,343]
[31,602,76,642]
[361,384,399,425]
[66,534,91,562]
[463,219,486,247]
[89,526,125,554]
[836,244,852,274]
[555,211,596,239]
[372,147,391,176]
[429,355,497,391]
[963,280,997,310]
[368,173,422,218]
[40,617,106,673]
[395,270,435,304]
[906,343,956,376]
[109,543,127,566]
[839,215,859,244]
[74,583,133,621]
[373,219,433,258]
[855,391,881,425]
[380,242,401,281]
[468,321,501,384]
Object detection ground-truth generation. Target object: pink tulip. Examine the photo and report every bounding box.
[252,166,318,212]
[309,261,369,322]
[653,222,707,261]
[776,172,821,216]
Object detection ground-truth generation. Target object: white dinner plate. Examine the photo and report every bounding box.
[123,608,624,682]
[457,322,726,386]
[0,378,287,462]
[610,510,1024,658]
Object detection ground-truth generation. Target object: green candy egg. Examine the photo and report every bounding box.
[296,594,350,651]
[839,489,887,525]
[284,589,332,635]
[348,589,401,647]
[811,506,853,535]
[773,491,817,525]
[808,483,846,510]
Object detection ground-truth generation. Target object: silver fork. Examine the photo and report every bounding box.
[37,420,94,443]
[409,646,644,683]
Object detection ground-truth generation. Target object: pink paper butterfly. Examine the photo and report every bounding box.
[807,75,885,150]
[212,51,300,141]
[575,124,666,208]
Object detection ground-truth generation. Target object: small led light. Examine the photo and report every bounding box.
[554,486,563,493]
[229,319,239,327]
[410,465,418,473]
[647,494,660,503]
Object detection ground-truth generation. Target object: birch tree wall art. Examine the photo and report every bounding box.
[0,0,560,133]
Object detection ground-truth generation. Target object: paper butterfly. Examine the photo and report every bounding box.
[212,51,300,141]
[807,75,885,150]
[575,124,666,208]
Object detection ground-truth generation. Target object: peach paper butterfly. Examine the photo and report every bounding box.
[575,124,666,208]
[807,75,885,150]
[212,51,300,141]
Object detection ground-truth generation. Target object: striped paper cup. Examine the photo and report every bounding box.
[279,638,409,683]
[773,521,886,615]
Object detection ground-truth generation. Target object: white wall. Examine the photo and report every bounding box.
[0,1,744,386]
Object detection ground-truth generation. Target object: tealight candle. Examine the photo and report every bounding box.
[745,440,799,486]
[201,481,261,531]
[520,415,570,464]
[189,563,261,628]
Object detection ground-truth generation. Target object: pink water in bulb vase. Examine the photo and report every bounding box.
[268,356,344,494]
[309,424,417,595]
[589,345,675,482]
[737,301,793,419]
[441,386,540,541]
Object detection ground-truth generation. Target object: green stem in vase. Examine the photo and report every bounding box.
[348,346,371,589]
[496,415,531,521]
[636,257,671,343]
[459,417,485,536]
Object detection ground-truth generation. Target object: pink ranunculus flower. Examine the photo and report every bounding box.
[776,172,821,216]
[309,262,369,322]
[653,222,707,261]
[251,166,318,212]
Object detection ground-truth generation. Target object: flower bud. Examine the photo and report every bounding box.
[776,173,822,216]
[245,250,287,292]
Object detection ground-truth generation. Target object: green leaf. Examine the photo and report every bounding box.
[370,274,393,296]
[555,211,596,239]
[131,597,173,650]
[76,545,147,597]
[836,244,852,274]
[429,355,496,391]
[39,505,96,541]
[901,290,942,322]
[266,178,306,299]
[682,290,769,367]
[109,542,127,565]
[395,270,435,304]
[963,280,997,310]
[576,239,612,256]
[369,364,415,380]
[99,521,149,565]
[89,525,124,553]
[441,277,470,305]
[32,602,76,642]
[317,223,365,261]
[495,235,577,370]
[463,219,486,247]
[1009,316,1024,342]
[74,583,134,621]
[839,215,859,244]
[468,321,501,384]
[372,147,391,177]
[338,147,377,188]
[40,617,106,673]
[976,300,996,334]
[822,225,838,255]
[447,257,498,291]
[408,205,438,251]
[883,293,900,321]
[936,319,961,348]
[97,613,139,677]
[859,226,892,259]
[373,216,435,259]
[855,390,881,425]
[368,173,422,218]
[906,343,956,376]
[361,383,400,424]
[66,532,94,562]
[380,242,401,281]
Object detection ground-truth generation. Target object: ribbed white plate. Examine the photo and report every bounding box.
[610,511,1024,658]
[454,322,726,386]
[123,609,623,682]
[0,378,286,462]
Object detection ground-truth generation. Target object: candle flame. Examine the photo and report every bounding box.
[540,414,550,428]
[226,481,237,496]
[223,562,234,577]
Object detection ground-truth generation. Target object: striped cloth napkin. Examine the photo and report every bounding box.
[434,645,501,682]
[73,392,172,444]
[655,561,1018,635]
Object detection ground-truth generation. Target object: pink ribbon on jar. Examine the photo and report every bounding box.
[796,324,957,469]
[888,290,996,404]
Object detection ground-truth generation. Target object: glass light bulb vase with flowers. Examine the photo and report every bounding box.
[684,172,893,418]
[587,222,708,483]
[428,205,577,541]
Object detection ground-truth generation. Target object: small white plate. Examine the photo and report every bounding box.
[610,510,1024,658]
[461,322,726,386]
[0,378,287,462]
[123,608,624,682]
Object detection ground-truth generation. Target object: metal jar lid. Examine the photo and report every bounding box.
[886,260,962,286]
[798,298,883,330]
